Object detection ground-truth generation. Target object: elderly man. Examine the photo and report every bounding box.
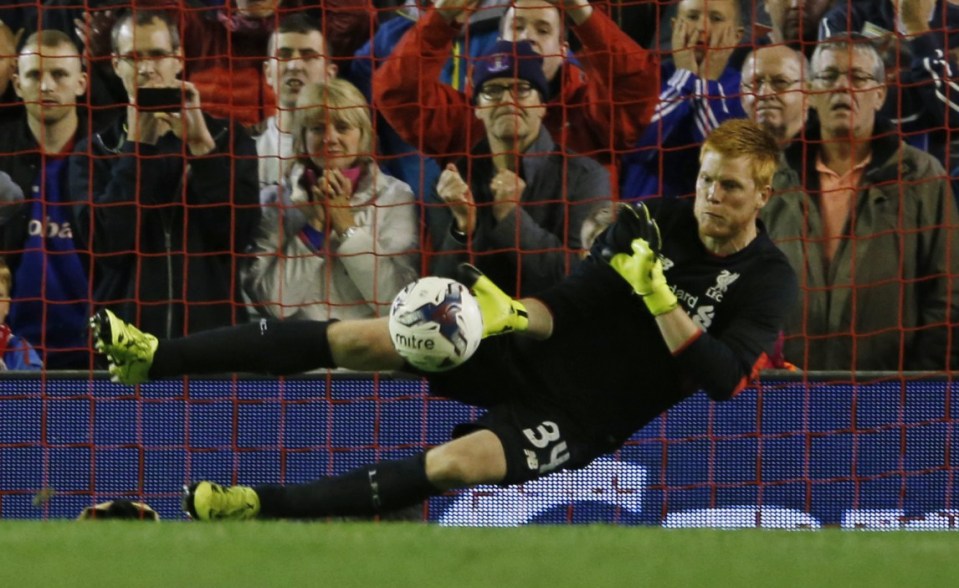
[819,0,959,167]
[69,9,259,340]
[740,44,807,145]
[0,30,89,368]
[91,118,797,522]
[760,35,959,371]
[428,40,610,297]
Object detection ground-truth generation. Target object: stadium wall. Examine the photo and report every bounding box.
[0,372,955,528]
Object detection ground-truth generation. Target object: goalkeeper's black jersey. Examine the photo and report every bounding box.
[433,199,798,447]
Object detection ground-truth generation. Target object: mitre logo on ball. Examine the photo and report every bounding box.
[388,277,484,372]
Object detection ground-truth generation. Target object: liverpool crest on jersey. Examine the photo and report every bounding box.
[706,270,740,302]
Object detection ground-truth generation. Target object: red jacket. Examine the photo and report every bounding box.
[181,9,277,126]
[185,2,373,125]
[372,7,659,163]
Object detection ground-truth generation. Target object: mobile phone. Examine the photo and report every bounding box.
[136,87,184,112]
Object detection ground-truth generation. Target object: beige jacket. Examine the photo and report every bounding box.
[761,122,959,371]
[244,162,419,320]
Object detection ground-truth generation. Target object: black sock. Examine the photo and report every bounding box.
[149,319,336,378]
[254,453,440,519]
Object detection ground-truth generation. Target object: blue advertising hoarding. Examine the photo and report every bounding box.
[0,373,955,528]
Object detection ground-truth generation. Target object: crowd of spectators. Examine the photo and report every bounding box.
[1,0,958,373]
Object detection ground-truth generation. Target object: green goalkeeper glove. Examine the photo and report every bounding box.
[458,263,529,337]
[609,238,678,317]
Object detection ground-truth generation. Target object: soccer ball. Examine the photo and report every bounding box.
[388,277,484,372]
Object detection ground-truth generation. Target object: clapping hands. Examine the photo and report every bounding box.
[437,163,476,235]
[308,168,356,237]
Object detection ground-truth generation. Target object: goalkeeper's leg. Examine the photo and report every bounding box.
[92,309,403,384]
[185,430,507,520]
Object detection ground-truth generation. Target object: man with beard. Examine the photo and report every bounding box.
[759,35,959,371]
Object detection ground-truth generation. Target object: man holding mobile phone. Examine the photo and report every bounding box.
[69,8,260,340]
[109,11,214,157]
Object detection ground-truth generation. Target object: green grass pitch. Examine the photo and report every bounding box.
[0,522,956,587]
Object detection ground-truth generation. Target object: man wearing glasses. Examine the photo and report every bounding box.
[819,0,959,169]
[372,0,659,166]
[428,40,610,297]
[759,35,959,371]
[739,44,807,145]
[69,9,260,340]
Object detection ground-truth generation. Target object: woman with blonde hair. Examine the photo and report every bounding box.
[244,79,419,320]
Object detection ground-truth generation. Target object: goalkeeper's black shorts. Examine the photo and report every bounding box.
[422,336,619,486]
[450,401,617,485]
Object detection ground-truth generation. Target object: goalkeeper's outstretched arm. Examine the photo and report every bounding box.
[514,298,553,340]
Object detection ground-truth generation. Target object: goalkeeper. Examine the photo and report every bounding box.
[92,119,797,521]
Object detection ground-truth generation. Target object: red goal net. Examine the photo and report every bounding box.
[0,1,956,526]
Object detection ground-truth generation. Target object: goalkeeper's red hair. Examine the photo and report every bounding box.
[700,119,780,189]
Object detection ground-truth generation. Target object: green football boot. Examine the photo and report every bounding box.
[90,309,158,385]
[183,482,261,521]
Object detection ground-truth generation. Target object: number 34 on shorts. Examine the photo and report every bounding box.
[522,421,571,474]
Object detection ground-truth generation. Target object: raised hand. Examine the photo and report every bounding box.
[126,103,166,146]
[540,0,594,26]
[433,0,484,24]
[670,17,699,74]
[895,0,936,35]
[437,163,476,236]
[316,168,356,238]
[489,168,526,222]
[74,9,114,57]
[597,202,662,261]
[603,203,677,316]
[152,81,216,155]
[610,239,678,317]
[700,22,739,81]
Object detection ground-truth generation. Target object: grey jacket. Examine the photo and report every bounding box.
[428,129,611,297]
[761,118,959,371]
[243,162,419,320]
